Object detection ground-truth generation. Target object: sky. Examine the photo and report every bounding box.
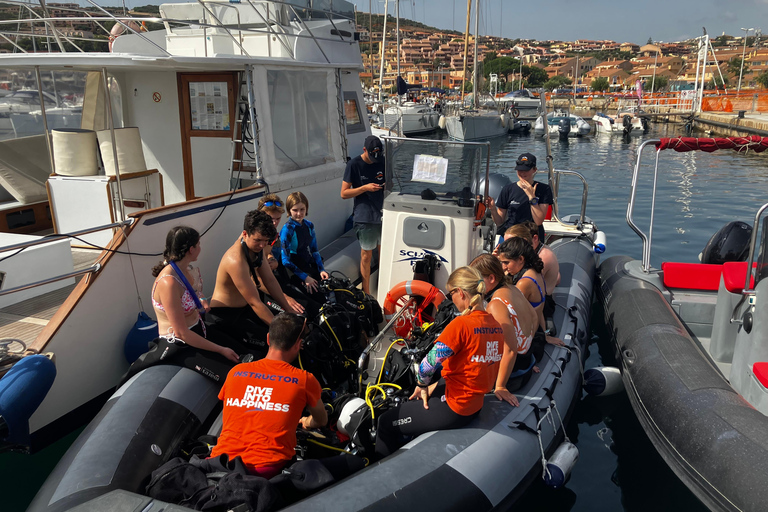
[345,0,768,45]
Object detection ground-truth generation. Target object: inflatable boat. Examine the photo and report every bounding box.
[28,137,602,512]
[598,137,768,512]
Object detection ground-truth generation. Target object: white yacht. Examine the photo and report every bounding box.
[0,0,371,451]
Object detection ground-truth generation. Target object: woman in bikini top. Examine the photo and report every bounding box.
[496,236,548,326]
[470,254,537,407]
[151,226,239,364]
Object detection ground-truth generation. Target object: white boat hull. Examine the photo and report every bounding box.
[446,112,509,141]
[592,114,644,135]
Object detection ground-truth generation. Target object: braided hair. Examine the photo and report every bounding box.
[152,226,200,277]
[446,266,486,316]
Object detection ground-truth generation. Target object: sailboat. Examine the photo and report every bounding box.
[445,0,509,141]
[376,1,440,136]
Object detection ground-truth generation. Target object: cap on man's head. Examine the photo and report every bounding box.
[364,135,383,154]
[515,153,537,171]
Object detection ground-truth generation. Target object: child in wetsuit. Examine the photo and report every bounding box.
[280,191,329,304]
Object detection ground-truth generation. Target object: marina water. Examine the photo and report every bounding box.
[7,121,768,511]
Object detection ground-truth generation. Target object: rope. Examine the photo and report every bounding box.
[119,223,145,313]
[551,399,571,444]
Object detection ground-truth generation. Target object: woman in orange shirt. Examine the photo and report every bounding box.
[374,267,502,458]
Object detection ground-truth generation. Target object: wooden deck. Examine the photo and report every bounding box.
[0,248,101,349]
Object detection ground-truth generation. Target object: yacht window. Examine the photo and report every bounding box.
[267,69,333,172]
[343,91,365,134]
[0,69,90,140]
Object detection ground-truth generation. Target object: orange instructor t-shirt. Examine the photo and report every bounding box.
[211,358,322,470]
[437,310,502,416]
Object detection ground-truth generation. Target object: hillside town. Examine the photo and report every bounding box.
[0,4,766,95]
[355,13,767,94]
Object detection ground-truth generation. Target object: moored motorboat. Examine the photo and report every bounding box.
[597,136,768,512]
[592,108,646,136]
[28,136,603,512]
[500,89,542,121]
[534,111,591,138]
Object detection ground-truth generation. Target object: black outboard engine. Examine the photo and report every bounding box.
[701,221,752,264]
[558,117,571,139]
[622,115,633,135]
[474,172,511,201]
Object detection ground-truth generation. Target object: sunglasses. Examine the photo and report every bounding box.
[263,200,282,207]
[294,316,308,346]
[447,288,460,300]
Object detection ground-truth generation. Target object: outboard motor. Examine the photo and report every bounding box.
[474,172,511,202]
[701,221,752,265]
[557,117,571,139]
[622,115,633,135]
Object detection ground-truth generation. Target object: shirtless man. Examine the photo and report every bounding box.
[207,210,303,357]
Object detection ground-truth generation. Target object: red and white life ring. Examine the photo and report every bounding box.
[383,280,446,338]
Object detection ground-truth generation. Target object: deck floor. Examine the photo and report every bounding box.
[0,248,101,348]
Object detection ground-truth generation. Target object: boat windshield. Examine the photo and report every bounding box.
[383,138,486,208]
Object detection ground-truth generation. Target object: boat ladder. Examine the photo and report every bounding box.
[228,64,263,190]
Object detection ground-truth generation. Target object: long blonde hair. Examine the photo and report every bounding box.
[446,266,486,315]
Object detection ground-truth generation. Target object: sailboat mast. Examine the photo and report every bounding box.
[472,0,479,109]
[378,0,389,103]
[396,0,400,105]
[459,0,472,106]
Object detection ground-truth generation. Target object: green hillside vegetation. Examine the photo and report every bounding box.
[355,12,461,36]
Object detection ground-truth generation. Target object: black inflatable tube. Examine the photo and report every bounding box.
[598,255,768,512]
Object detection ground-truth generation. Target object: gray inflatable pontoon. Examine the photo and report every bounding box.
[29,238,596,512]
[598,255,768,512]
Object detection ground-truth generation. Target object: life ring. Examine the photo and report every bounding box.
[108,20,144,52]
[383,280,446,338]
[511,107,520,119]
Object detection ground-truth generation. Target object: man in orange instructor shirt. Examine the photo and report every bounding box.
[211,313,327,478]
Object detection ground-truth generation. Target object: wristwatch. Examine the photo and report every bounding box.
[529,197,539,205]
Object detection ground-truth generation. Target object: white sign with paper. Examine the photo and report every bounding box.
[412,154,448,185]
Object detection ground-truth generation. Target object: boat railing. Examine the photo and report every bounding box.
[551,169,589,229]
[0,219,133,298]
[627,139,662,272]
[0,0,355,59]
[742,203,768,295]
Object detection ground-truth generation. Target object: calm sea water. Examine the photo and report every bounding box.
[8,120,768,511]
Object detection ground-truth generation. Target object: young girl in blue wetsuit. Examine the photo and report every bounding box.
[280,192,329,300]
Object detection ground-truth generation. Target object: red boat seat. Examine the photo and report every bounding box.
[661,262,723,291]
[753,362,768,389]
[722,261,756,294]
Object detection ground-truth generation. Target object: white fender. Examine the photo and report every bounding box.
[438,115,447,130]
[583,366,623,396]
[544,441,579,488]
[593,230,607,254]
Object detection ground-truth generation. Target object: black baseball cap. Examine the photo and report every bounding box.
[364,135,383,154]
[515,153,537,171]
